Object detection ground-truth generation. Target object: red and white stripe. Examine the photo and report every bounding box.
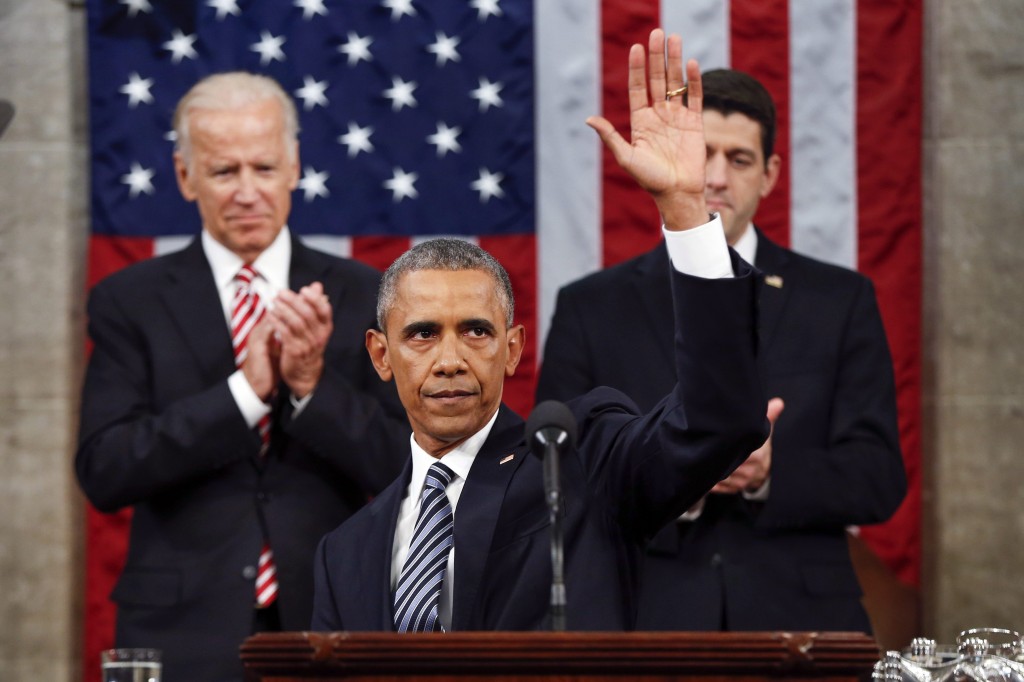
[255,543,278,608]
[231,265,266,366]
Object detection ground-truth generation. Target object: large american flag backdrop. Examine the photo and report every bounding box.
[83,0,921,678]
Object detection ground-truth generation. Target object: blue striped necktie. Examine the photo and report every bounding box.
[394,461,456,632]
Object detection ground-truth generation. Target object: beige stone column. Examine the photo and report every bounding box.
[0,0,88,679]
[922,0,1024,642]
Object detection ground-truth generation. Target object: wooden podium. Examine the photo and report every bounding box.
[241,631,880,681]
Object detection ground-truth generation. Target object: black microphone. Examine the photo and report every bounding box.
[525,400,577,632]
[526,399,577,459]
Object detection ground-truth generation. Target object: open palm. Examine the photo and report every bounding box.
[587,29,707,207]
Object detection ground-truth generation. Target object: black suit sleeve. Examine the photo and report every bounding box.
[76,279,258,512]
[577,259,768,539]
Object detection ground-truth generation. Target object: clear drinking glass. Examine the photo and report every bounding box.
[100,648,161,682]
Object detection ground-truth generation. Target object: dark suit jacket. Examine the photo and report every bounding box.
[312,259,768,632]
[536,232,906,632]
[76,236,409,682]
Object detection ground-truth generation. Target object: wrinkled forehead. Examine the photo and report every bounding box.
[388,268,504,325]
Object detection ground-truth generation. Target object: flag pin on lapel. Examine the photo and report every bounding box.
[500,454,515,465]
[765,275,784,289]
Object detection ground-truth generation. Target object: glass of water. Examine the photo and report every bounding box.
[101,648,161,682]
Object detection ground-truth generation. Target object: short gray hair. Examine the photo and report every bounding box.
[173,71,299,168]
[377,239,515,330]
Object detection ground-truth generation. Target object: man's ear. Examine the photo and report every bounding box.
[504,324,526,377]
[365,329,393,382]
[173,151,196,202]
[761,153,782,199]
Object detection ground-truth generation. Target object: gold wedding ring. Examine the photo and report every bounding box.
[665,85,688,101]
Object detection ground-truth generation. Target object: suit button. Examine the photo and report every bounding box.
[710,553,723,567]
[242,565,257,580]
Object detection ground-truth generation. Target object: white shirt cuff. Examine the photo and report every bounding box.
[228,370,272,428]
[662,213,734,279]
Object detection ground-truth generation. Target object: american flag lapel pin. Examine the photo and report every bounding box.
[499,453,515,465]
[765,274,784,289]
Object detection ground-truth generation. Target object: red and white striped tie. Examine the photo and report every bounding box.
[231,264,279,609]
[231,265,271,449]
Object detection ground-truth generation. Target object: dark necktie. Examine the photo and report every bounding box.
[394,461,456,632]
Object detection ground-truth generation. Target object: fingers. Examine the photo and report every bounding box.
[767,397,785,425]
[586,115,630,163]
[685,58,703,114]
[627,43,649,113]
[270,283,333,349]
[241,318,279,400]
[646,28,667,108]
[663,33,684,101]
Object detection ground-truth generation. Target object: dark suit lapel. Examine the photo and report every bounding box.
[159,239,236,381]
[450,406,526,630]
[632,243,675,369]
[752,229,793,355]
[363,465,411,631]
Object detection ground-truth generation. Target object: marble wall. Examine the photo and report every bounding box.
[0,0,88,680]
[921,0,1024,642]
[0,0,1021,678]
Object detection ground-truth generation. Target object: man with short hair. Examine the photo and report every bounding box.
[76,72,408,681]
[311,29,768,633]
[537,68,906,631]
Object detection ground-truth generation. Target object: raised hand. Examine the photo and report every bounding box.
[268,282,333,399]
[586,28,708,230]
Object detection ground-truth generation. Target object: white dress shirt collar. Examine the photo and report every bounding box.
[407,407,500,493]
[201,225,292,296]
[732,222,758,266]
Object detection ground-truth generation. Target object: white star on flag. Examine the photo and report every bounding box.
[338,32,373,66]
[338,122,374,157]
[121,162,155,197]
[384,168,418,202]
[295,76,329,110]
[294,0,327,20]
[120,0,153,18]
[207,0,240,20]
[298,167,330,201]
[427,32,461,66]
[383,76,417,111]
[382,0,416,21]
[120,72,154,107]
[251,31,286,65]
[427,122,462,157]
[470,0,502,21]
[470,77,504,112]
[471,168,504,202]
[163,30,198,63]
